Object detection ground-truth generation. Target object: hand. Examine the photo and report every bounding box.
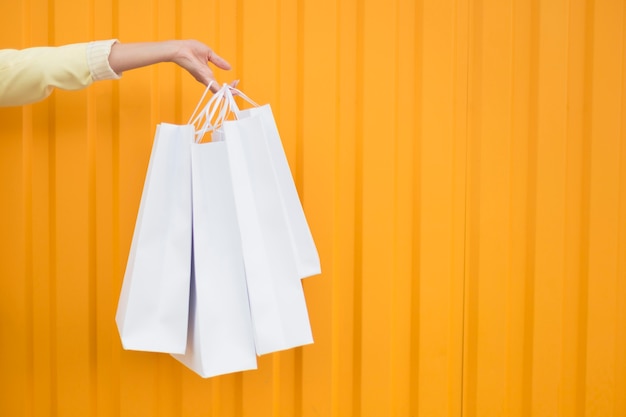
[168,40,239,92]
[108,40,238,92]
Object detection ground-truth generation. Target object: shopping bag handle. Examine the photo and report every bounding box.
[187,80,215,125]
[189,82,232,142]
[190,83,262,143]
[225,86,260,110]
[188,81,229,129]
[188,82,257,124]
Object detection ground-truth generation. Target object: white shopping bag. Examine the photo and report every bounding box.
[116,123,193,354]
[219,108,314,355]
[238,104,321,279]
[172,140,257,377]
[188,83,315,356]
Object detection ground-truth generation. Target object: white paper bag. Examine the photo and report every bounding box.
[239,104,321,279]
[220,113,314,355]
[172,141,257,377]
[116,123,193,354]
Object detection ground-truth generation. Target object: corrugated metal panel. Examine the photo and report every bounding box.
[464,0,626,417]
[463,1,626,417]
[0,0,624,416]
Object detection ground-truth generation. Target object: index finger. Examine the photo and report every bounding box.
[208,50,232,71]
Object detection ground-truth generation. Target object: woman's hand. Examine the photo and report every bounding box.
[108,40,238,91]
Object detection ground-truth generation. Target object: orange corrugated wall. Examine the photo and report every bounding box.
[1,0,625,416]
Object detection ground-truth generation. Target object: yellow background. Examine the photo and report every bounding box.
[1,0,625,416]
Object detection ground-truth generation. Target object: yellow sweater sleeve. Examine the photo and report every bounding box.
[0,40,120,107]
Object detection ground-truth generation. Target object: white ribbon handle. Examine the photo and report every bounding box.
[187,81,215,125]
[189,83,261,143]
[223,85,261,120]
[226,86,260,110]
[194,89,229,142]
[190,83,230,143]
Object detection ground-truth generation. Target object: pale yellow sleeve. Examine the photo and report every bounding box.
[0,40,120,107]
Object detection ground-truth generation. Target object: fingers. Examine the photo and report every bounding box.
[203,48,232,91]
[181,40,237,89]
[207,50,232,71]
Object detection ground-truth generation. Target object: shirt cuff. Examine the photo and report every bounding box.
[86,39,121,81]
